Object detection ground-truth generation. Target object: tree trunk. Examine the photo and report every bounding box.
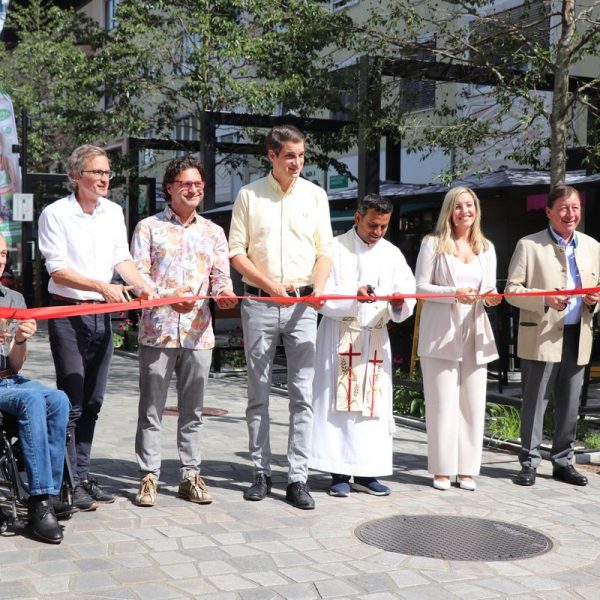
[549,0,576,189]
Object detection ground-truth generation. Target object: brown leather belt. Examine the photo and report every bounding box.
[51,294,106,305]
[0,368,16,380]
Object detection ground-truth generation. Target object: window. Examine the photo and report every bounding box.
[398,35,437,112]
[399,78,436,112]
[469,1,551,68]
[177,33,202,75]
[140,131,156,168]
[331,0,359,11]
[0,0,8,34]
[171,116,201,156]
[105,0,120,31]
[330,88,358,121]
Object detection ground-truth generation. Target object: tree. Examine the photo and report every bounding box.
[0,0,116,170]
[350,0,600,187]
[96,0,356,172]
[0,0,356,175]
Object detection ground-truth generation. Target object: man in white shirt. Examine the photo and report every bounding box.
[310,194,416,496]
[38,144,155,511]
[229,125,333,509]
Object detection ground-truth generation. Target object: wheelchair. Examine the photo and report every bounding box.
[0,410,75,535]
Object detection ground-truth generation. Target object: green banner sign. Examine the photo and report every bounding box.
[329,174,349,189]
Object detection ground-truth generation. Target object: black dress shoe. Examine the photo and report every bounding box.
[514,466,536,486]
[28,497,63,544]
[553,465,588,486]
[243,473,272,501]
[51,496,80,519]
[286,481,315,510]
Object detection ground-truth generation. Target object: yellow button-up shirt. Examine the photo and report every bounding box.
[229,172,333,286]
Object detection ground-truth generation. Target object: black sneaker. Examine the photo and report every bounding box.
[285,481,315,510]
[50,496,80,519]
[243,473,272,501]
[72,484,98,512]
[81,478,116,503]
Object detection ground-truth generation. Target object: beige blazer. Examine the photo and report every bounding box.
[505,229,600,365]
[415,236,499,364]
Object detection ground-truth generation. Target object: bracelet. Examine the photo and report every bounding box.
[14,339,26,345]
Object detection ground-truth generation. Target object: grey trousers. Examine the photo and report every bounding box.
[241,298,317,483]
[519,325,584,469]
[136,345,212,481]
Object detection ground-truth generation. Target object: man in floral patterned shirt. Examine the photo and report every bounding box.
[130,156,237,507]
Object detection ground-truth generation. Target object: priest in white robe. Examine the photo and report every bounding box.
[310,194,416,497]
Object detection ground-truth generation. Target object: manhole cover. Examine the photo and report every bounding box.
[163,406,228,417]
[355,515,553,561]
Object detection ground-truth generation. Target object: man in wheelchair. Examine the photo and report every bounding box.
[0,234,73,543]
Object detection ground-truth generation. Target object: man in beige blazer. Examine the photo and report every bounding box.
[506,185,600,487]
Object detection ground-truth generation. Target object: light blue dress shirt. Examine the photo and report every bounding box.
[549,226,582,324]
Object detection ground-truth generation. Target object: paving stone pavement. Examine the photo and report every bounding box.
[2,327,600,599]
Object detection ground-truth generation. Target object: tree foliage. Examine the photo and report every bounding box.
[5,0,593,188]
[0,0,109,170]
[0,0,356,173]
[95,0,357,169]
[351,0,600,186]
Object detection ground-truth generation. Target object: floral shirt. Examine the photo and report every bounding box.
[131,206,233,349]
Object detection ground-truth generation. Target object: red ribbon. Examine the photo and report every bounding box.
[0,296,187,321]
[0,286,598,322]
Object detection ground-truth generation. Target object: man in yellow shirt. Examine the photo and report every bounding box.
[229,125,333,509]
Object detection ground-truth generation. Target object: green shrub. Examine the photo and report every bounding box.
[486,403,521,441]
[112,331,124,349]
[486,402,599,448]
[221,327,246,369]
[582,430,600,450]
[393,368,425,418]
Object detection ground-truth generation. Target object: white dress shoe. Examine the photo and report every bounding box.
[432,477,451,491]
[458,477,476,491]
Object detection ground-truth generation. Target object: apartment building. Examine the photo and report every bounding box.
[327,0,599,192]
[4,1,598,204]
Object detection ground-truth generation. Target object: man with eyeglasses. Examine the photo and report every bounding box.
[38,144,156,512]
[229,125,333,510]
[130,156,237,508]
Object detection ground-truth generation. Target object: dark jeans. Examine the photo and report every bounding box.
[48,310,113,481]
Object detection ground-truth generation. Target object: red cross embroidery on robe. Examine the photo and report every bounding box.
[368,350,383,417]
[338,343,361,411]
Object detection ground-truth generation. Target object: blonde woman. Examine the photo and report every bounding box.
[415,186,500,491]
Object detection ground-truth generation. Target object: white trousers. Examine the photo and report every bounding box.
[421,349,488,477]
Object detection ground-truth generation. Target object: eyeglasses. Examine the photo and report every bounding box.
[174,180,204,190]
[81,170,116,179]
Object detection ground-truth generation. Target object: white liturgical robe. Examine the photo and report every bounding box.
[310,227,416,477]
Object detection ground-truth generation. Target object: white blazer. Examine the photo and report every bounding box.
[415,236,499,365]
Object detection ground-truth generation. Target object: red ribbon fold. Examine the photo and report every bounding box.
[1,286,598,322]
